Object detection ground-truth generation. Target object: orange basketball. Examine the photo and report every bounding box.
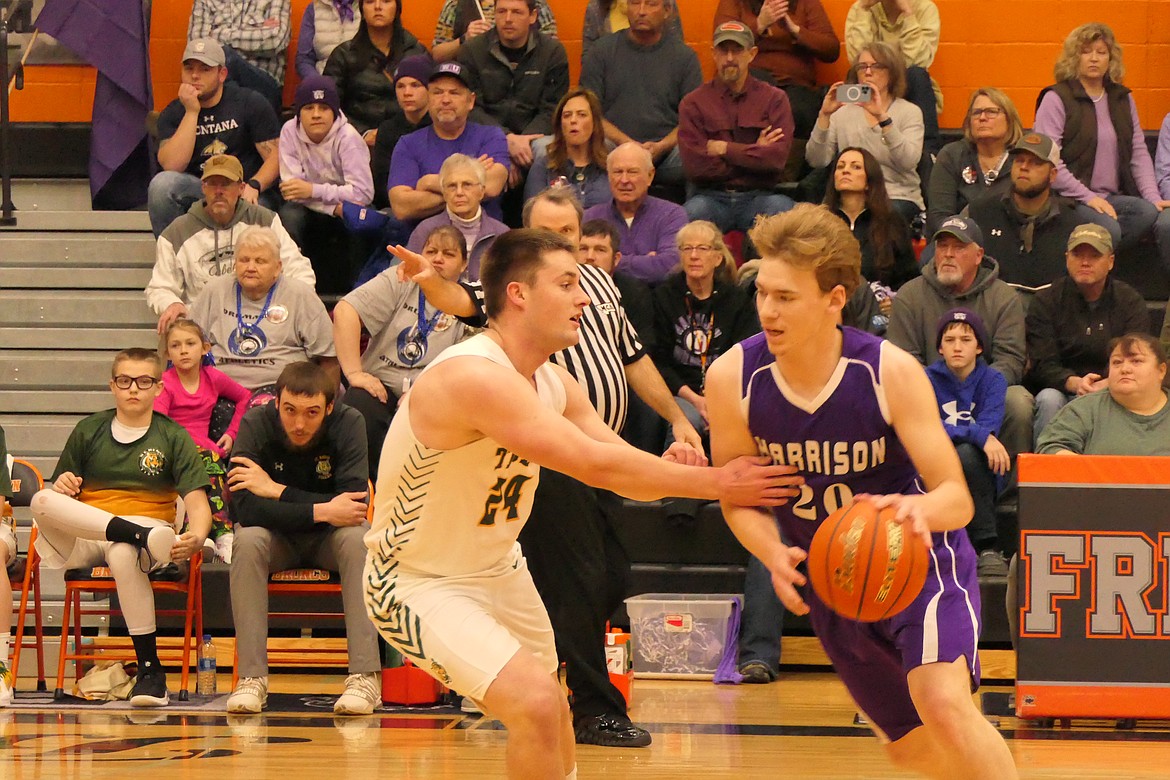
[806,500,929,622]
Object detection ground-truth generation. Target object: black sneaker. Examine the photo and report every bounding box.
[129,664,170,708]
[737,661,777,684]
[574,714,651,748]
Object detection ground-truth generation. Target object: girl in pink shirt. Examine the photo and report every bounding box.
[155,319,251,561]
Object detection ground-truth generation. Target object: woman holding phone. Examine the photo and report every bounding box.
[806,41,924,221]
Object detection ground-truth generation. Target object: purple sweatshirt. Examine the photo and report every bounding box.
[1034,90,1160,204]
[278,110,374,214]
[1156,112,1170,200]
[583,196,688,285]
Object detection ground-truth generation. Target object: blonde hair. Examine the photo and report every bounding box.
[748,204,861,296]
[961,87,1024,146]
[1055,23,1124,83]
[676,221,737,284]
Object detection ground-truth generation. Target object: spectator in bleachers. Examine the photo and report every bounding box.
[925,308,1010,577]
[431,0,557,63]
[0,426,12,707]
[189,0,290,113]
[927,87,1023,236]
[457,0,570,185]
[823,147,917,290]
[714,0,840,139]
[525,88,611,209]
[371,56,434,210]
[583,143,688,285]
[388,62,510,222]
[334,225,471,478]
[1027,224,1148,447]
[844,0,940,158]
[651,221,759,445]
[679,22,795,235]
[1038,333,1170,455]
[887,216,1033,468]
[277,74,372,292]
[967,133,1083,294]
[582,0,682,63]
[1157,112,1170,202]
[149,39,282,238]
[155,319,251,563]
[1034,23,1170,272]
[226,361,381,716]
[323,0,427,149]
[405,155,507,280]
[278,75,374,294]
[31,348,213,709]
[807,43,924,223]
[189,226,338,401]
[580,0,702,189]
[295,0,362,80]
[146,155,316,336]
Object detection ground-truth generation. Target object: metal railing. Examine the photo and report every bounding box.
[1,0,33,226]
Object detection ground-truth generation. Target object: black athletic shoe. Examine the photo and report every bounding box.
[738,661,778,684]
[129,664,170,708]
[574,714,652,748]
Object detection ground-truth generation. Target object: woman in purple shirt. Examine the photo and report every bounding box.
[1033,23,1170,270]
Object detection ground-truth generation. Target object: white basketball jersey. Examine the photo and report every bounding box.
[366,333,567,577]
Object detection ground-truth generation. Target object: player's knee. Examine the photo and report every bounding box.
[230,525,271,564]
[29,488,60,521]
[105,542,141,575]
[502,674,563,733]
[913,686,977,746]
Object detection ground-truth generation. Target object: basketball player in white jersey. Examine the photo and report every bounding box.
[364,229,802,780]
[705,205,1017,779]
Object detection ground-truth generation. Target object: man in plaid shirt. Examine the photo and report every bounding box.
[189,0,292,111]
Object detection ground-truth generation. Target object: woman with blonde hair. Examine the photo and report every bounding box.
[1034,22,1170,269]
[927,87,1024,235]
[650,221,759,443]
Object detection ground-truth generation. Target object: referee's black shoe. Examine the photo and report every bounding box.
[574,714,652,747]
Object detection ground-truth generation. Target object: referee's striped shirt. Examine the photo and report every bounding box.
[461,263,644,433]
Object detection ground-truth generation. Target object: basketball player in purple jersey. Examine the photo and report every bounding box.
[706,204,1017,778]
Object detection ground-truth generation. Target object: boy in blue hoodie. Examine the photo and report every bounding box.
[926,308,1011,578]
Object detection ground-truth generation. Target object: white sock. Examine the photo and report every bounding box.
[0,633,10,667]
[565,766,577,780]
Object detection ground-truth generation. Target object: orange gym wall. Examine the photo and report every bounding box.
[10,0,1170,130]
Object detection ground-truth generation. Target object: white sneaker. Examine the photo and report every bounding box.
[334,672,380,715]
[214,533,234,564]
[139,526,177,570]
[226,676,268,714]
[460,696,482,714]
[0,661,12,707]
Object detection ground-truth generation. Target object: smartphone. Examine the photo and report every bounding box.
[836,84,874,104]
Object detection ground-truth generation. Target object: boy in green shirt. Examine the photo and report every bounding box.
[31,348,212,707]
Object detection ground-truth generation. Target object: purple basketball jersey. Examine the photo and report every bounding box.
[740,327,924,551]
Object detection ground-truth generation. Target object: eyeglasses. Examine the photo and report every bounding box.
[680,244,715,254]
[855,62,889,73]
[442,181,483,192]
[970,107,1005,119]
[113,375,159,390]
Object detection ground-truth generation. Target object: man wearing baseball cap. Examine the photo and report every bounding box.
[888,215,1033,486]
[678,21,796,236]
[149,37,282,237]
[386,61,510,223]
[968,132,1082,293]
[1026,223,1149,444]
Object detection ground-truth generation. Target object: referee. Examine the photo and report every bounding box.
[398,187,702,747]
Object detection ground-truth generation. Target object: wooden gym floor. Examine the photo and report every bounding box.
[5,664,1170,779]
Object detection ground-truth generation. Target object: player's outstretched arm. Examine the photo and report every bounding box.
[873,343,974,535]
[413,357,801,505]
[389,244,477,318]
[705,350,811,615]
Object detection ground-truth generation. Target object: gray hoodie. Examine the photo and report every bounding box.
[886,255,1026,385]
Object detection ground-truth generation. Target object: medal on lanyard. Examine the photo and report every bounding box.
[229,281,277,357]
[397,289,445,366]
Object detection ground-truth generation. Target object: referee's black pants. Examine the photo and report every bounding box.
[518,468,630,723]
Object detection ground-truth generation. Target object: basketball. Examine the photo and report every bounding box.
[806,501,929,622]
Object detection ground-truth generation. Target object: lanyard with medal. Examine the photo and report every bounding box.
[229,280,279,357]
[398,288,451,366]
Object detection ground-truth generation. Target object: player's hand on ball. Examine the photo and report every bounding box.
[719,456,804,506]
[856,493,932,549]
[769,545,809,615]
[661,441,707,466]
